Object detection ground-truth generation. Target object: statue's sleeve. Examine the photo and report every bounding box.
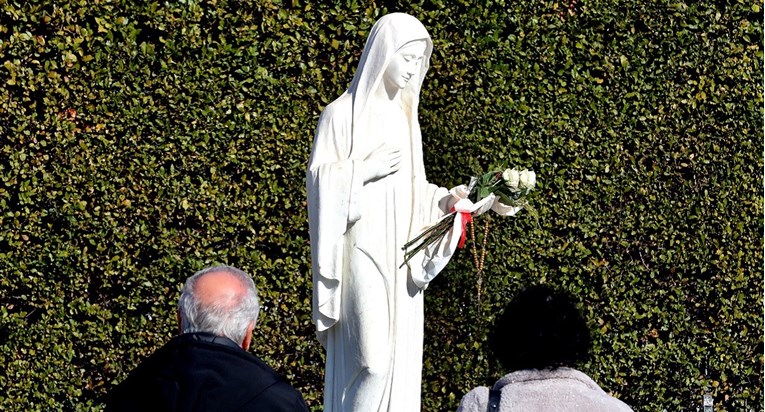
[409,182,456,289]
[306,100,363,345]
[405,120,462,289]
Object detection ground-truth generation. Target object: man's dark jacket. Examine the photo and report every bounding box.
[105,332,310,412]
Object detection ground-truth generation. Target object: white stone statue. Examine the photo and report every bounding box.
[306,12,465,412]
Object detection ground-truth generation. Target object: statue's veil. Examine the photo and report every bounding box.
[346,13,433,160]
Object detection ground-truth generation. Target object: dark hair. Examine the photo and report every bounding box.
[489,284,591,371]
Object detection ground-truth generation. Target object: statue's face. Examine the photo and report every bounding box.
[384,40,427,90]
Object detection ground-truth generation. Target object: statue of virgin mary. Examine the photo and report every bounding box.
[306,13,461,411]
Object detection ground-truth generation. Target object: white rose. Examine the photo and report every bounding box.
[502,168,520,189]
[519,170,536,190]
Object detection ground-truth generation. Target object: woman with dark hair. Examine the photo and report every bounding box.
[457,285,633,412]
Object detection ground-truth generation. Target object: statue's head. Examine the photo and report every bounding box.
[349,13,433,114]
[383,39,427,91]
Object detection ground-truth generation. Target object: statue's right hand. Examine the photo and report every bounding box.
[363,144,401,183]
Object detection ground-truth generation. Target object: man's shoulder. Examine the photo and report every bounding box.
[174,334,281,382]
[223,351,310,411]
[107,334,309,412]
[240,379,310,412]
[178,337,309,410]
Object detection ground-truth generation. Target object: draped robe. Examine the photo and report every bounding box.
[306,13,459,412]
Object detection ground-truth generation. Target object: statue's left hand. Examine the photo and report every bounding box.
[448,185,494,216]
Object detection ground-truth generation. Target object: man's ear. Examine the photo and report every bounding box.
[241,321,254,350]
[176,310,182,335]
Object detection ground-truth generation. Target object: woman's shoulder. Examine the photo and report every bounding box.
[456,385,490,412]
[495,368,634,412]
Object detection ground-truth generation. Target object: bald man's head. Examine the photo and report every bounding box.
[178,266,260,346]
[195,270,248,309]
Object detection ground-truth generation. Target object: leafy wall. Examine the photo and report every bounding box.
[0,0,761,411]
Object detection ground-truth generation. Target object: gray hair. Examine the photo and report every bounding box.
[178,265,260,345]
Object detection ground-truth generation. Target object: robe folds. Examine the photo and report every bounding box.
[306,13,458,412]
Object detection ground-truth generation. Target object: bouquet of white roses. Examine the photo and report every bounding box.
[401,167,537,268]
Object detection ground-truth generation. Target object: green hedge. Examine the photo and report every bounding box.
[0,1,761,411]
